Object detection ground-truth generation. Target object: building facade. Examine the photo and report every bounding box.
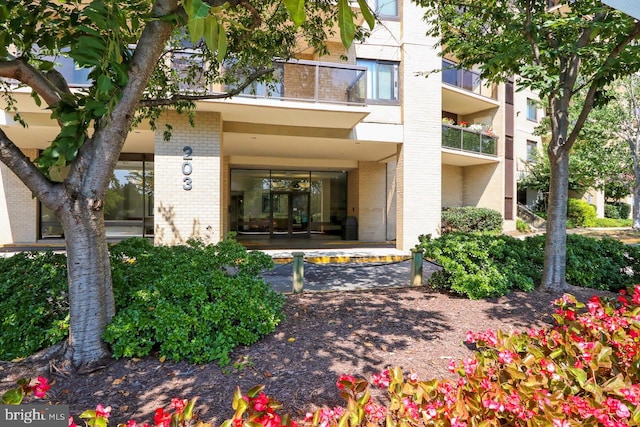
[0,0,531,251]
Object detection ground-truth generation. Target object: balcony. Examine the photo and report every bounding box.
[442,59,496,100]
[235,60,367,106]
[442,124,497,157]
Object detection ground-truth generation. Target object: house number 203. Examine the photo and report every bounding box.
[182,146,193,191]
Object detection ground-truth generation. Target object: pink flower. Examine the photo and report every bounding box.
[95,404,111,419]
[553,419,570,427]
[498,350,515,364]
[451,417,467,427]
[68,416,78,427]
[463,358,477,375]
[171,398,188,414]
[252,393,269,412]
[33,376,51,398]
[371,370,390,388]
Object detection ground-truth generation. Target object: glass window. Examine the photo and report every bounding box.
[356,59,399,103]
[39,155,154,239]
[526,140,537,161]
[368,0,397,17]
[526,98,538,122]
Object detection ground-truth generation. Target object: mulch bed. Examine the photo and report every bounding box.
[0,285,615,426]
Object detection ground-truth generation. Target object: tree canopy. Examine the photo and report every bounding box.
[417,0,640,290]
[0,0,370,365]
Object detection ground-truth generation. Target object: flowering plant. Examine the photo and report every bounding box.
[442,117,455,125]
[299,286,640,426]
[468,123,483,132]
[2,376,51,404]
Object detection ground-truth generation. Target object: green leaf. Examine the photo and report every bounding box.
[2,388,24,405]
[337,0,356,49]
[204,16,219,53]
[186,0,210,19]
[356,0,375,30]
[246,384,265,398]
[217,24,228,62]
[188,16,205,45]
[30,91,42,107]
[283,0,306,27]
[567,367,587,387]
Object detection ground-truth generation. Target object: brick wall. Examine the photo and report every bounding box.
[153,111,222,246]
[358,161,387,241]
[0,149,38,245]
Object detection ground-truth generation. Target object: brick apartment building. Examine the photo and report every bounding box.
[0,0,542,251]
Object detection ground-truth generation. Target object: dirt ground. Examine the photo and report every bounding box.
[0,284,616,426]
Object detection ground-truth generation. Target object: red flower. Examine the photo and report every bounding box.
[95,404,111,419]
[253,393,269,412]
[33,376,51,398]
[336,374,356,390]
[154,408,172,427]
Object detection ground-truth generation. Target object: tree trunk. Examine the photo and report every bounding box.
[60,198,115,366]
[633,177,640,230]
[540,144,571,292]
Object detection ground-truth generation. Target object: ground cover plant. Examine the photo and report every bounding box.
[418,233,640,299]
[5,286,638,426]
[441,207,503,233]
[105,237,283,365]
[0,251,68,360]
[0,237,283,365]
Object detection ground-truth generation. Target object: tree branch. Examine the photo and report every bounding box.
[567,20,640,148]
[138,67,275,107]
[67,0,179,197]
[0,58,65,107]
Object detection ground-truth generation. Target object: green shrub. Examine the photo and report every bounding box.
[604,203,621,219]
[441,206,503,233]
[594,217,633,228]
[565,234,640,291]
[418,233,539,299]
[515,218,531,233]
[105,237,283,365]
[0,252,69,360]
[418,232,640,297]
[615,201,631,219]
[567,198,596,227]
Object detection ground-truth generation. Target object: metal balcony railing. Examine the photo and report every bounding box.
[442,59,497,99]
[442,124,497,156]
[235,60,368,106]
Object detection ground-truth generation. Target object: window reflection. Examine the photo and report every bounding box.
[39,155,154,238]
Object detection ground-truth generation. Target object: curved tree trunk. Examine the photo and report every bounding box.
[540,144,570,292]
[60,199,114,366]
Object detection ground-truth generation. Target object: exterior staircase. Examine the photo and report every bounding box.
[517,203,547,230]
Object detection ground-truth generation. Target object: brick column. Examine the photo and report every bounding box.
[153,111,222,246]
[396,1,442,251]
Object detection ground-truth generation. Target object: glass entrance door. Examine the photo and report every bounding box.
[270,192,310,237]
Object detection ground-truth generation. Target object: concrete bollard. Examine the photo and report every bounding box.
[410,248,424,286]
[292,252,305,293]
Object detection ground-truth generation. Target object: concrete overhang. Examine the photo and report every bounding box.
[196,97,370,129]
[442,84,500,115]
[442,148,500,166]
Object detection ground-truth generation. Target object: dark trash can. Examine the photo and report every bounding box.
[343,216,358,240]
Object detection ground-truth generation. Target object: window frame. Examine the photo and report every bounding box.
[526,98,538,122]
[356,58,400,104]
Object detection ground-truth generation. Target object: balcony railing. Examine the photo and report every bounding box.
[442,59,497,100]
[235,60,367,106]
[442,124,497,156]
